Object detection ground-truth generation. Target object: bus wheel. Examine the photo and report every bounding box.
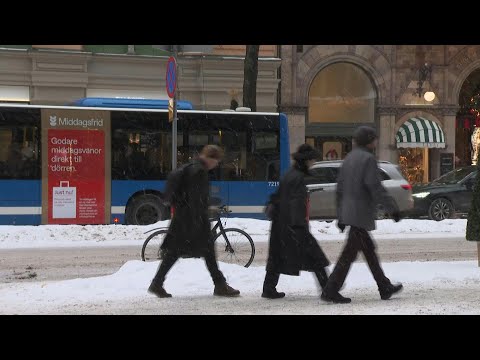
[125,194,168,225]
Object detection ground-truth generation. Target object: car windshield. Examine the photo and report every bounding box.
[432,167,475,185]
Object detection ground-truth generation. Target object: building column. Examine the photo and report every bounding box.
[281,106,307,156]
[378,113,397,163]
[290,113,306,155]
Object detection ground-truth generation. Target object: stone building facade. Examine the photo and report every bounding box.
[0,45,280,112]
[279,45,480,183]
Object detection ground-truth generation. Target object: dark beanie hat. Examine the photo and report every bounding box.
[292,144,320,162]
[353,126,378,146]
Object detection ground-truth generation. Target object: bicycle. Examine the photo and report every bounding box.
[141,205,256,267]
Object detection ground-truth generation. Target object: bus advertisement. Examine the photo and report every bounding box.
[0,98,290,226]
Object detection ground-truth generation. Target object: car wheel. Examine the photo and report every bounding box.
[428,198,454,221]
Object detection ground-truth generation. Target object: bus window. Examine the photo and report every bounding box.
[179,112,280,182]
[267,160,280,181]
[111,110,174,180]
[0,109,41,180]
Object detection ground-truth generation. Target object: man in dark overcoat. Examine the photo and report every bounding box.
[262,144,330,299]
[148,145,240,298]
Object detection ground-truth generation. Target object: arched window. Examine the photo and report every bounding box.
[308,62,376,123]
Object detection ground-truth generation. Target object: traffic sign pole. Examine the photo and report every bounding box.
[166,52,178,170]
[172,48,178,170]
[172,82,178,171]
[159,46,212,171]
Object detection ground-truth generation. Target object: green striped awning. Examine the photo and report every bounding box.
[396,117,446,148]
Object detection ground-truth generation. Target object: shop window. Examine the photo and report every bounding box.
[456,67,480,166]
[308,62,376,124]
[398,148,429,184]
[308,136,353,161]
[472,127,480,165]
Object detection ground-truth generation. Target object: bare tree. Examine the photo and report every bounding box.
[243,45,260,111]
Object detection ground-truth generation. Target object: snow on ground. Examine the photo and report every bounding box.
[0,218,468,249]
[1,259,479,314]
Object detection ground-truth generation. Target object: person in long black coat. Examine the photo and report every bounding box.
[321,126,403,304]
[148,145,240,298]
[262,144,330,299]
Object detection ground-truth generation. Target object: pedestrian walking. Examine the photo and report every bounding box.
[262,144,330,299]
[148,145,240,298]
[321,126,403,304]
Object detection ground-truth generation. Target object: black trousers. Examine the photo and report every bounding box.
[151,248,226,286]
[324,226,391,294]
[263,268,329,292]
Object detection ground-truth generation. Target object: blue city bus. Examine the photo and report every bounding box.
[0,98,290,225]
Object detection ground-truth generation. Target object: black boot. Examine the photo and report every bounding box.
[148,281,172,298]
[148,252,178,298]
[379,283,403,300]
[214,282,240,297]
[262,271,285,299]
[320,291,351,304]
[262,289,286,299]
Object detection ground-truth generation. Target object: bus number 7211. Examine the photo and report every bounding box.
[268,182,279,187]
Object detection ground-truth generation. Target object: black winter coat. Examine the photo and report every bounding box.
[160,159,214,258]
[266,164,330,276]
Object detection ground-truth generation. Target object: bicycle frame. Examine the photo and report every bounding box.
[141,207,255,266]
[143,212,230,243]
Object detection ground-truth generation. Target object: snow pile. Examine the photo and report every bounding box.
[1,259,480,314]
[0,218,468,249]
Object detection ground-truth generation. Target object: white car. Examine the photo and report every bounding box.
[306,160,414,220]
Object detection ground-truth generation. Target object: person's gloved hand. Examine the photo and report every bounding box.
[337,222,346,233]
[391,211,401,223]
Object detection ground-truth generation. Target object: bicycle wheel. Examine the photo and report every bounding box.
[141,230,168,262]
[213,228,255,268]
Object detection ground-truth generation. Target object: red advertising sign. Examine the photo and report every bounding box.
[47,129,105,224]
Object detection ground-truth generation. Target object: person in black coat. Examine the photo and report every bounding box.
[148,145,240,298]
[321,126,403,304]
[262,144,330,299]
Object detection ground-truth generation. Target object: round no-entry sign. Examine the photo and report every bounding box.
[166,56,177,99]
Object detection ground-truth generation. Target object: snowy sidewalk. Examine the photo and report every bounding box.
[0,219,469,249]
[1,259,479,314]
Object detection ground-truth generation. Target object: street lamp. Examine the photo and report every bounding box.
[424,91,436,102]
[413,62,435,101]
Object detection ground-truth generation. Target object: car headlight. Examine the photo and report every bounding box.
[412,192,430,198]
